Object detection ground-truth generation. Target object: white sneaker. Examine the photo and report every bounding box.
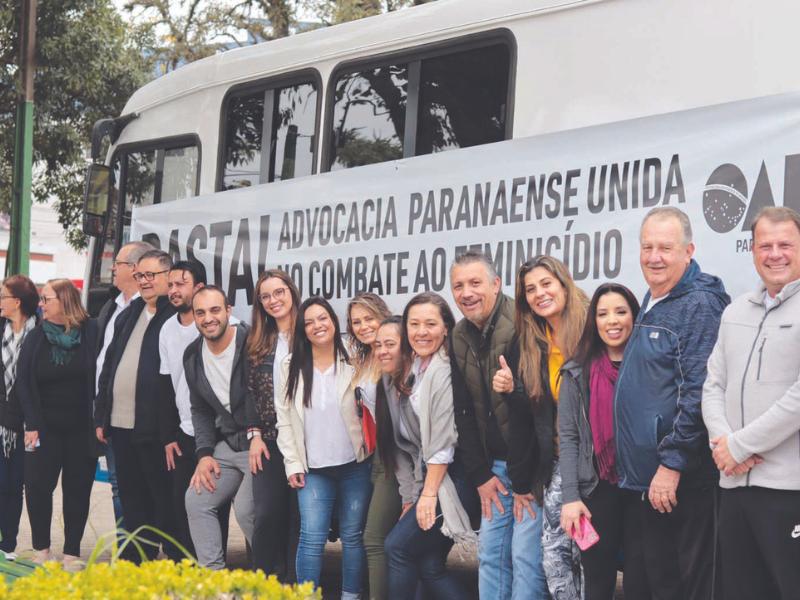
[0,551,16,561]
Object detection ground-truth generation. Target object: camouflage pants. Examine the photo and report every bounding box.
[542,460,583,600]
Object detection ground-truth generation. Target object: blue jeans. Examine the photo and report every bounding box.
[296,459,372,596]
[385,463,478,600]
[479,460,548,600]
[0,439,24,553]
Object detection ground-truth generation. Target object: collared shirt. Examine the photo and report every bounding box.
[304,365,356,468]
[96,291,140,394]
[763,290,779,311]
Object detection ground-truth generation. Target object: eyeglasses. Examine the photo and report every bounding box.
[39,295,57,304]
[258,287,288,303]
[133,269,169,282]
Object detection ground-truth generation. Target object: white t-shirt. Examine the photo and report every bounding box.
[644,294,667,314]
[159,313,200,436]
[95,291,139,394]
[303,365,356,469]
[202,328,238,413]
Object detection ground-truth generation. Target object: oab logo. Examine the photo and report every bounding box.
[703,156,800,237]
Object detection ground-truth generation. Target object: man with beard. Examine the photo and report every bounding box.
[183,286,254,569]
[158,260,206,555]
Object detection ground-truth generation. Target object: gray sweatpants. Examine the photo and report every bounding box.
[185,440,255,569]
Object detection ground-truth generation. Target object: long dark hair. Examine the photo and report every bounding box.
[400,292,456,358]
[247,269,301,362]
[285,296,349,408]
[573,283,640,369]
[374,316,405,475]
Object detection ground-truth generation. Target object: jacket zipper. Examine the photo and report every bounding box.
[756,337,766,381]
[739,303,776,486]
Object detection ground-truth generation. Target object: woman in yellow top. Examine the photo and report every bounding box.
[495,255,588,600]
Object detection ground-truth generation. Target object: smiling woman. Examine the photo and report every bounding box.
[502,255,588,599]
[276,296,372,598]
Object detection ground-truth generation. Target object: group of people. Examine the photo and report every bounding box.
[0,204,797,600]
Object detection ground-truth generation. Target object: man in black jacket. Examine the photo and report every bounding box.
[183,286,254,570]
[449,250,547,600]
[94,240,152,529]
[95,249,180,561]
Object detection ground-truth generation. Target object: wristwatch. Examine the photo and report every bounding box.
[246,428,261,440]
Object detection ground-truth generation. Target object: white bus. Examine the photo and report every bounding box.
[82,0,800,317]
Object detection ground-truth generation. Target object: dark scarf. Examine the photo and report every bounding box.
[589,352,619,484]
[42,321,81,366]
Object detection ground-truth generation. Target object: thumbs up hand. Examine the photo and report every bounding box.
[492,355,514,394]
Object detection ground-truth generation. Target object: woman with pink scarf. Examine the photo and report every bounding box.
[558,283,647,600]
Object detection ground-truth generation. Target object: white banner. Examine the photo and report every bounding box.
[132,92,800,321]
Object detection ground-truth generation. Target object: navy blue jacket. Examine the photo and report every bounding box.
[614,260,729,492]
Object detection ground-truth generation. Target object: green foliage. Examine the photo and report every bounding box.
[0,0,153,250]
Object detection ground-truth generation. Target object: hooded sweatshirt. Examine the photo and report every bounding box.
[614,259,730,492]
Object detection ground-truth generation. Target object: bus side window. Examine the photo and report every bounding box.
[327,38,512,171]
[415,44,509,155]
[221,79,318,190]
[329,64,408,171]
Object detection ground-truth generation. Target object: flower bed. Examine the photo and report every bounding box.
[0,560,319,599]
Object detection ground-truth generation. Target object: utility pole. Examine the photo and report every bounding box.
[8,0,37,277]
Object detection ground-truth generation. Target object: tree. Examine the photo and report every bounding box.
[0,0,153,249]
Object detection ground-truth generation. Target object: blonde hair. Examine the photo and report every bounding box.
[347,292,391,383]
[514,256,588,399]
[47,278,88,332]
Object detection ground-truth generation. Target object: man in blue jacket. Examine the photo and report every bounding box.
[615,207,729,600]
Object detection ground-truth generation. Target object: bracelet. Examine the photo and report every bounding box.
[420,493,437,498]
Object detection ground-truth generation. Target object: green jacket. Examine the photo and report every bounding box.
[451,293,516,486]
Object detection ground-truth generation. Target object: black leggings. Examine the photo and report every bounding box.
[251,440,298,581]
[24,428,96,556]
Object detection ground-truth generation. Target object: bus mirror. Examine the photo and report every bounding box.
[82,163,111,237]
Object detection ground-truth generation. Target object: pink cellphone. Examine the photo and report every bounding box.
[572,515,600,551]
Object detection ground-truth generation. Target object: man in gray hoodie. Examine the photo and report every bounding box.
[702,206,800,600]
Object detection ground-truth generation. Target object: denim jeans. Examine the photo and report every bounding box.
[297,459,373,597]
[0,439,24,553]
[385,462,478,600]
[478,460,549,600]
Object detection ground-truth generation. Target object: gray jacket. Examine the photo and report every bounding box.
[558,360,599,504]
[702,279,800,490]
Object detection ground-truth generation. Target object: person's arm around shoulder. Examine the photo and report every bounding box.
[275,355,305,488]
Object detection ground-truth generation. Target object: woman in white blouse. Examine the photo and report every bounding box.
[277,296,372,599]
[383,292,478,600]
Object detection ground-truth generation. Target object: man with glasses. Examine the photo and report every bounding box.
[95,249,181,561]
[94,240,153,529]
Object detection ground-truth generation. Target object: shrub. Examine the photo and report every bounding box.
[0,560,319,599]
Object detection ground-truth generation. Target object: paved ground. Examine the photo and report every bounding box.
[14,479,621,598]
